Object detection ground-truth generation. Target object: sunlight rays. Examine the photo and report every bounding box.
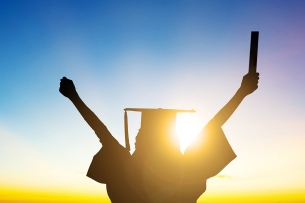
[176,113,203,153]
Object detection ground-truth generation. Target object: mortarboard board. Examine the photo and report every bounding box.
[124,108,195,151]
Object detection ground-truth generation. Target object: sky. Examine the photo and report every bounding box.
[0,0,305,202]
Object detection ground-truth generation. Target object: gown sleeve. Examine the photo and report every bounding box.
[179,124,236,201]
[86,125,131,184]
[184,124,236,180]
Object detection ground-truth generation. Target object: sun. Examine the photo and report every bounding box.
[175,113,203,153]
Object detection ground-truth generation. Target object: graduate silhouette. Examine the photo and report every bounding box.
[59,71,259,203]
[60,31,260,203]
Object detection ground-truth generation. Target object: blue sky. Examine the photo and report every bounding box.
[1,0,305,201]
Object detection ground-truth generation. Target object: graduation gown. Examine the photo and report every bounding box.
[87,124,236,203]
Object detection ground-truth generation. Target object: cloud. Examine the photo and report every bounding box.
[215,174,232,179]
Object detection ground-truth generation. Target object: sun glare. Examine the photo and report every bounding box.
[176,114,203,153]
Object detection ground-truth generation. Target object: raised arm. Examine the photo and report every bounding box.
[59,77,116,145]
[208,73,259,127]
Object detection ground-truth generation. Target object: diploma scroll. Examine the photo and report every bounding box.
[248,31,259,74]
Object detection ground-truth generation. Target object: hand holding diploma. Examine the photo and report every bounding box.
[239,31,260,96]
[239,73,259,96]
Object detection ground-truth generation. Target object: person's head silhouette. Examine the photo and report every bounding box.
[124,108,195,154]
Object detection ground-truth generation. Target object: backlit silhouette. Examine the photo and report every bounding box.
[59,32,260,203]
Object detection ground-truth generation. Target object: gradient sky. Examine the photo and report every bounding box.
[1,0,305,202]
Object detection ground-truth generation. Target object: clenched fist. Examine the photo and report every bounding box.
[59,77,78,99]
[239,73,259,96]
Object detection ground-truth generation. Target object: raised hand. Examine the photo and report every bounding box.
[239,73,259,96]
[59,77,78,99]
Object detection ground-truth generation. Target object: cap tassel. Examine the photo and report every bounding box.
[124,110,130,151]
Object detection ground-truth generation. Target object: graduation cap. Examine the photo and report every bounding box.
[124,108,195,151]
